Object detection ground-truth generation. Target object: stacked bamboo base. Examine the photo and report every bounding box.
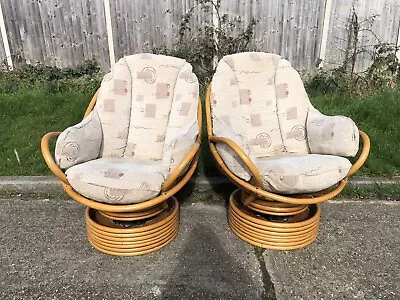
[229,189,320,250]
[85,197,179,256]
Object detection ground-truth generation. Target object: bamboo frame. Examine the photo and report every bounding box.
[41,89,202,256]
[229,190,320,250]
[86,197,179,256]
[205,84,370,206]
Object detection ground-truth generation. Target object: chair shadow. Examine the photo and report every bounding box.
[161,224,259,299]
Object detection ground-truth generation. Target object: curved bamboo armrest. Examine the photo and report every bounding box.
[41,132,69,184]
[346,130,370,177]
[209,136,263,187]
[161,139,201,192]
[84,90,99,118]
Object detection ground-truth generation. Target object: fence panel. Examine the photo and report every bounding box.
[0,0,398,72]
[324,0,400,71]
[110,0,211,62]
[219,0,327,71]
[0,0,110,69]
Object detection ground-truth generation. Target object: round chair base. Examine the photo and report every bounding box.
[85,197,179,256]
[229,189,320,250]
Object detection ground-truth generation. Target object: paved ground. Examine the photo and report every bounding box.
[0,193,399,299]
[0,195,265,300]
[264,200,400,300]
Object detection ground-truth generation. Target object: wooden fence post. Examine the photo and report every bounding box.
[103,0,115,68]
[0,0,13,70]
[396,20,400,60]
[318,0,333,69]
[212,1,219,69]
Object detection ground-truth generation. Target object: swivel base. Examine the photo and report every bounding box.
[229,189,320,250]
[85,197,179,256]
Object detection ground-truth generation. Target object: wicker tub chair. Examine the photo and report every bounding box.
[206,52,370,250]
[42,53,201,256]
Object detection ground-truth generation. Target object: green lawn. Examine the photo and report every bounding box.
[0,73,399,177]
[309,89,400,177]
[0,73,99,175]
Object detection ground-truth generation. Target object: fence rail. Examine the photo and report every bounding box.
[0,0,399,72]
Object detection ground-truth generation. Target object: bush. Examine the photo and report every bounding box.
[154,0,258,90]
[0,60,102,95]
[307,7,400,96]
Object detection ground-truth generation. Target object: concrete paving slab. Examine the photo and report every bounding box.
[0,197,265,299]
[263,200,400,300]
[0,176,62,194]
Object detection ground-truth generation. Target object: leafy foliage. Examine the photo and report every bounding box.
[0,60,101,94]
[307,7,399,95]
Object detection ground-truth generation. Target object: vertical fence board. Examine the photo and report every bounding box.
[219,0,326,72]
[0,1,7,67]
[0,31,5,67]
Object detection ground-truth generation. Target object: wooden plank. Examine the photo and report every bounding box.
[0,24,5,67]
[397,18,400,60]
[0,0,11,68]
[319,0,333,68]
[103,0,115,67]
[1,0,23,67]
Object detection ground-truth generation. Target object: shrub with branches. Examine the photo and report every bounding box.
[308,6,399,95]
[154,0,258,89]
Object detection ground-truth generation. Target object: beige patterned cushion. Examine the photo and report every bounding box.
[66,158,164,204]
[257,154,351,194]
[307,107,359,157]
[55,110,102,169]
[95,54,199,174]
[211,52,359,193]
[162,63,199,174]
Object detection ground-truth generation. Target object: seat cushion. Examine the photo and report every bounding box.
[256,154,351,194]
[66,158,165,204]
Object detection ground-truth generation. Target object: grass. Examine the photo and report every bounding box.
[0,67,100,175]
[309,88,400,177]
[340,184,400,201]
[0,66,399,178]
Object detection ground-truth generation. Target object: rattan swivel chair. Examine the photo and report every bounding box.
[206,52,370,250]
[42,53,201,256]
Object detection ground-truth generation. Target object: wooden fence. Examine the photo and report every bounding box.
[0,0,399,72]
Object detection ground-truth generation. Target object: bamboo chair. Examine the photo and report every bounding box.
[41,54,201,256]
[206,52,370,250]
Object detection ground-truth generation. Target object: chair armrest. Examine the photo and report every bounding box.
[161,139,201,192]
[55,110,103,169]
[162,100,202,192]
[307,107,359,157]
[346,130,370,177]
[41,132,69,184]
[209,136,263,187]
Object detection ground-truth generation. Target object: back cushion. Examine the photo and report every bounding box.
[95,54,199,173]
[211,52,311,160]
[95,58,132,158]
